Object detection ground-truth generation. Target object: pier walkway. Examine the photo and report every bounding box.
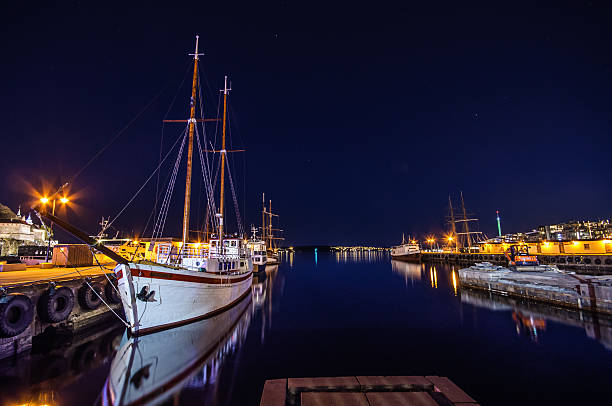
[0,263,115,287]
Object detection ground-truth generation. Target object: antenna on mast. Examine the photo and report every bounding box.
[188,35,205,60]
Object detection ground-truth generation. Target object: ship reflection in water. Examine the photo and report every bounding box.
[252,264,285,344]
[102,292,253,406]
[460,286,612,350]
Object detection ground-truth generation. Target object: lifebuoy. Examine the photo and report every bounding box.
[78,282,104,310]
[37,286,74,323]
[0,294,34,337]
[104,282,121,304]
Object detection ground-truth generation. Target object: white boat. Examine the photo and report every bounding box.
[102,291,252,406]
[113,37,253,335]
[390,234,421,261]
[36,37,253,336]
[247,225,267,272]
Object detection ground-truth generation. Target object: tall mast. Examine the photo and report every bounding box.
[181,35,200,246]
[262,193,266,241]
[448,195,457,251]
[218,76,230,245]
[269,199,273,249]
[460,191,471,248]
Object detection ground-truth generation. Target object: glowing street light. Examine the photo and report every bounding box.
[37,190,72,261]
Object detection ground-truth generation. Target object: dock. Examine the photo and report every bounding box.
[259,376,479,406]
[0,262,122,360]
[422,251,612,274]
[458,267,612,315]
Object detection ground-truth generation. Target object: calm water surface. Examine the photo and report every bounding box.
[2,251,611,405]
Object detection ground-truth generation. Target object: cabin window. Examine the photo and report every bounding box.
[584,244,590,250]
[211,241,217,246]
[218,262,223,271]
[231,241,237,247]
[241,261,244,267]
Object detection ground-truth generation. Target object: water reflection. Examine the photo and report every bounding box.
[0,323,124,406]
[335,250,389,263]
[252,264,285,344]
[461,287,612,350]
[102,293,252,405]
[391,259,421,284]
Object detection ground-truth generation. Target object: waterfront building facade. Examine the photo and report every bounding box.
[0,203,47,256]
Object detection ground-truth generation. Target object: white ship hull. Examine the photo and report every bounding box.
[115,262,252,335]
[390,243,421,261]
[102,291,252,406]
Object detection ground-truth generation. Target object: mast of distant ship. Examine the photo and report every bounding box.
[262,193,266,242]
[218,75,230,250]
[181,35,201,248]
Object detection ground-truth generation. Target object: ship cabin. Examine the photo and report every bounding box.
[248,240,267,266]
[207,238,252,274]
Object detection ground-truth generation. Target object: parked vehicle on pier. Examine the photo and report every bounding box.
[504,244,539,271]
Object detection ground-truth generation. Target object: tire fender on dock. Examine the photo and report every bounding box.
[104,282,121,304]
[37,286,75,323]
[78,282,104,310]
[0,294,34,337]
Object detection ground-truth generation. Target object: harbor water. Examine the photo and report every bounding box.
[2,251,611,405]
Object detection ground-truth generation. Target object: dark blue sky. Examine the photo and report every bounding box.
[2,1,611,246]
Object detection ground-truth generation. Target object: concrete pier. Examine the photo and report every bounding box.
[422,252,612,275]
[260,376,479,406]
[0,264,122,360]
[458,267,612,315]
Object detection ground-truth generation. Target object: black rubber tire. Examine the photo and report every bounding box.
[595,258,601,265]
[0,294,34,337]
[104,282,121,304]
[78,282,103,310]
[605,258,612,265]
[71,342,98,372]
[37,286,74,323]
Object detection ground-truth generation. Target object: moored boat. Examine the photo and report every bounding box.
[37,36,253,336]
[390,234,421,262]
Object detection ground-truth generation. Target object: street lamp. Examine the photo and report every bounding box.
[40,195,70,261]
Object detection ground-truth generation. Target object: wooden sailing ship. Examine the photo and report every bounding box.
[38,36,253,335]
[261,193,284,265]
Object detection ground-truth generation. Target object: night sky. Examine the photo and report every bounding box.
[2,1,612,246]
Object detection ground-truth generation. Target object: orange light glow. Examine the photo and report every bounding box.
[60,197,69,204]
[40,197,49,204]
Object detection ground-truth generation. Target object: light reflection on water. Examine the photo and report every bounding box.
[2,253,611,406]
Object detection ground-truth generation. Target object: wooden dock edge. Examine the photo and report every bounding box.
[260,376,479,406]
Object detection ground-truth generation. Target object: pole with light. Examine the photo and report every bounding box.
[39,193,70,262]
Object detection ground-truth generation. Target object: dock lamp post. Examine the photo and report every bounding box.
[427,238,435,251]
[447,236,454,252]
[40,195,70,262]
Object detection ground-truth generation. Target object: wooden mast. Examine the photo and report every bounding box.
[460,191,471,249]
[448,195,457,252]
[268,199,273,250]
[262,192,266,241]
[182,36,201,247]
[218,76,230,248]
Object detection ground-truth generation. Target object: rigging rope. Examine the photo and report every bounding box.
[195,125,218,233]
[104,128,187,233]
[152,129,188,240]
[225,157,245,236]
